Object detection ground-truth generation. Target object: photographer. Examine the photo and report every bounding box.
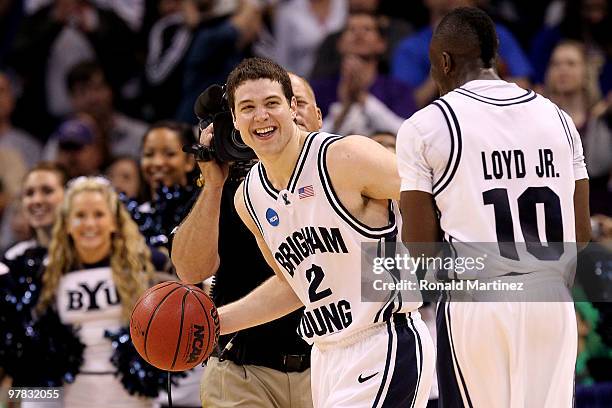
[172,73,321,407]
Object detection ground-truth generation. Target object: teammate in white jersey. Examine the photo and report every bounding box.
[396,7,591,408]
[191,57,434,407]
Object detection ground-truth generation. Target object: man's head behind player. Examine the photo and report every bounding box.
[429,7,499,96]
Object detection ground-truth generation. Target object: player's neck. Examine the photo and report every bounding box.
[459,68,500,87]
[260,127,308,190]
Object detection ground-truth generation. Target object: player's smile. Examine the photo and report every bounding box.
[252,125,278,141]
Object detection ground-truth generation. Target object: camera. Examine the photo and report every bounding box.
[183,84,256,164]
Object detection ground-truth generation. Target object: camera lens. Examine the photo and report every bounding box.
[231,130,249,150]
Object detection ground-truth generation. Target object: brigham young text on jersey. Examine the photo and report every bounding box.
[274,226,348,276]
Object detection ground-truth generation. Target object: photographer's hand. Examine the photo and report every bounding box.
[198,124,230,188]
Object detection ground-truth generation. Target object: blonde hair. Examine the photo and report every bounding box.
[37,177,154,321]
[545,40,603,109]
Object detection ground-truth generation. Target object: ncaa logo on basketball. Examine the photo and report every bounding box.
[266,208,280,226]
[186,324,205,364]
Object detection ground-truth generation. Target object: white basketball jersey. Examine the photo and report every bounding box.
[397,80,588,279]
[244,132,420,345]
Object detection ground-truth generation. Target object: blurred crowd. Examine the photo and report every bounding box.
[0,0,611,406]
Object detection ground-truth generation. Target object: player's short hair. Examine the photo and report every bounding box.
[226,57,293,113]
[436,7,498,68]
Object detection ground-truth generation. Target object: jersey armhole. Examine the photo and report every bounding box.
[431,99,462,197]
[317,136,398,240]
[243,168,265,237]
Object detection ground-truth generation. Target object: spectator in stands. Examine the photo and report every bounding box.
[121,121,199,253]
[0,71,41,168]
[0,148,27,250]
[43,114,108,178]
[140,121,196,201]
[104,155,144,202]
[23,0,145,33]
[7,0,139,138]
[310,0,413,80]
[175,0,262,123]
[143,0,193,122]
[391,0,532,108]
[66,61,148,159]
[311,11,416,135]
[0,0,24,68]
[544,40,612,216]
[575,301,612,385]
[273,0,347,78]
[530,0,612,95]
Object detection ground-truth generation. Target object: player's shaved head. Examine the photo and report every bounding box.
[429,7,499,96]
[289,72,317,102]
[434,7,497,68]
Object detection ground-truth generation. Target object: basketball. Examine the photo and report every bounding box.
[129,281,220,371]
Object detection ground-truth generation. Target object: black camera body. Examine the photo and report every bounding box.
[185,84,256,164]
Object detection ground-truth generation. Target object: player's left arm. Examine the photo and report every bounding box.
[327,135,401,201]
[564,110,591,247]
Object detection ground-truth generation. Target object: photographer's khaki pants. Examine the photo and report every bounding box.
[200,357,312,408]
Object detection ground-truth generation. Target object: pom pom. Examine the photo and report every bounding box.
[1,251,84,387]
[0,306,84,386]
[105,327,186,397]
[119,185,199,251]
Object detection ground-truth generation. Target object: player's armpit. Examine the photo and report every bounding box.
[327,135,401,201]
[574,178,591,249]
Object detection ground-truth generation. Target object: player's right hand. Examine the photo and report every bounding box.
[198,124,229,188]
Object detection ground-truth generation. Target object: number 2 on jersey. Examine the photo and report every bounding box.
[306,264,332,302]
[483,186,564,261]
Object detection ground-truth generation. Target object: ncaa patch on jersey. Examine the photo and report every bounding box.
[266,208,280,227]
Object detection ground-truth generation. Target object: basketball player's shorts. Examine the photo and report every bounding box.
[311,312,435,408]
[436,273,577,408]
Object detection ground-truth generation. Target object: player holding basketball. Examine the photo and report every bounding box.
[397,7,591,407]
[173,72,322,408]
[197,57,435,407]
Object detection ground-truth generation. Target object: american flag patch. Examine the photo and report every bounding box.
[298,185,315,199]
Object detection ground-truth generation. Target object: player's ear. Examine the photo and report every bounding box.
[316,106,323,129]
[290,96,298,119]
[442,52,452,75]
